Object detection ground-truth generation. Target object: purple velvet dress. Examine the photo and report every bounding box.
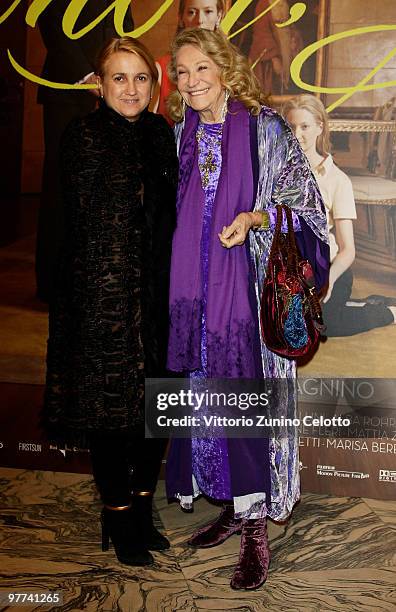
[166,101,329,520]
[191,122,232,500]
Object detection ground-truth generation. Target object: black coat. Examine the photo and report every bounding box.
[43,104,178,447]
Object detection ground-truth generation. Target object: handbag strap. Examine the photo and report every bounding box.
[268,205,325,328]
[283,204,299,275]
[268,204,299,276]
[268,203,284,261]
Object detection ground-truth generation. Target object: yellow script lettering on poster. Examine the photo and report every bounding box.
[221,0,305,39]
[1,0,396,106]
[0,0,303,38]
[290,25,396,112]
[4,0,299,88]
[2,0,173,89]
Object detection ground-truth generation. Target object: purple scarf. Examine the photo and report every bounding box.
[167,101,262,378]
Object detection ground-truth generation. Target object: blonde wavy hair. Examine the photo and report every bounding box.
[167,28,268,123]
[282,94,331,157]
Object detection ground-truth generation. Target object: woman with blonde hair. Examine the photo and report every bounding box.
[165,28,329,590]
[43,37,178,566]
[155,0,225,122]
[283,94,396,335]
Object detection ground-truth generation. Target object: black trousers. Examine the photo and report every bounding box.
[322,269,393,337]
[89,433,168,507]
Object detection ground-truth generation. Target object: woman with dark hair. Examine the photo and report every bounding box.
[165,28,329,590]
[43,37,178,567]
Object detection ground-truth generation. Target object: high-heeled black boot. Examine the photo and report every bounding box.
[131,492,170,551]
[101,506,154,566]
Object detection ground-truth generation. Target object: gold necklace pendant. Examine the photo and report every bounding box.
[196,124,222,188]
[199,150,217,188]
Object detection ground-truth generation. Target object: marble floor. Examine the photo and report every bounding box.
[1,207,396,611]
[0,468,395,612]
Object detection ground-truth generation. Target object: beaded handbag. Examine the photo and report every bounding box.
[260,204,325,358]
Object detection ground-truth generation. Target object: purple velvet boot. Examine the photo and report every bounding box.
[187,505,242,548]
[230,518,270,590]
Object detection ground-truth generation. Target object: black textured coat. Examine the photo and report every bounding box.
[43,104,178,447]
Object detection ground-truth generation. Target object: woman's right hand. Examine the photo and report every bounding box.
[218,212,263,248]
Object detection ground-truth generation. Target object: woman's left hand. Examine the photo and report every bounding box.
[218,212,256,248]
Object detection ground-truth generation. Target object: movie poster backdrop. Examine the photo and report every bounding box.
[0,0,395,499]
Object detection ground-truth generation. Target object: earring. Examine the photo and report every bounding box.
[220,89,230,123]
[181,96,186,117]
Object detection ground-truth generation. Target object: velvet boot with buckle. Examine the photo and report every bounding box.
[230,518,270,590]
[187,505,242,548]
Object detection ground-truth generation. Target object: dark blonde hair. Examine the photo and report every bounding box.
[177,0,225,31]
[282,94,331,156]
[167,28,267,123]
[96,37,159,85]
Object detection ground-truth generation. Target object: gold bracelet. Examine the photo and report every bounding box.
[260,211,269,230]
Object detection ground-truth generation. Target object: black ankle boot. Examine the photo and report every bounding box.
[131,493,170,551]
[101,507,154,566]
